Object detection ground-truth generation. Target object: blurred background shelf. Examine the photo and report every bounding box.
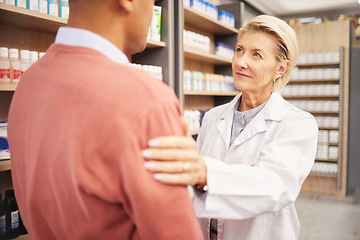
[184,6,238,35]
[184,90,239,96]
[0,159,11,172]
[0,83,17,91]
[0,3,67,32]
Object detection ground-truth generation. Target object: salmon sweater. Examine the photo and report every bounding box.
[7,44,203,240]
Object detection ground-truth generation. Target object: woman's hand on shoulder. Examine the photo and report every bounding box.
[142,135,207,186]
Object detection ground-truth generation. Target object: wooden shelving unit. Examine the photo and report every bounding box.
[283,95,339,101]
[310,173,337,178]
[0,83,17,91]
[319,127,338,130]
[0,3,66,32]
[284,55,344,187]
[177,3,239,117]
[184,90,239,96]
[0,159,11,172]
[190,130,200,136]
[184,47,232,65]
[296,62,340,68]
[16,235,29,240]
[146,39,166,48]
[316,158,338,163]
[288,79,340,85]
[291,20,351,196]
[184,6,238,35]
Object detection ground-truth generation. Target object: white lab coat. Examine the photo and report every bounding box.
[193,91,318,240]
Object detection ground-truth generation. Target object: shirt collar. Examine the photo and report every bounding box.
[233,96,268,126]
[225,91,286,121]
[55,27,129,64]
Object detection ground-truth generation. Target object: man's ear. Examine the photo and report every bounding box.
[118,0,134,13]
[276,60,290,79]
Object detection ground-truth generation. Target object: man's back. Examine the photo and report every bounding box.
[7,44,202,239]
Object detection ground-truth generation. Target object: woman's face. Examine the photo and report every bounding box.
[232,30,283,95]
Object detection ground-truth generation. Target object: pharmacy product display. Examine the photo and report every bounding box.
[184,109,208,134]
[58,0,69,19]
[2,0,69,19]
[183,30,211,53]
[181,0,239,136]
[283,52,342,177]
[130,63,163,81]
[0,122,9,160]
[0,47,43,84]
[147,6,162,42]
[0,48,10,83]
[215,42,234,60]
[3,190,19,239]
[185,0,235,28]
[183,70,235,92]
[0,193,5,240]
[184,0,218,20]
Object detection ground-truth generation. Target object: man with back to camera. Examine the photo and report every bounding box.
[7,0,203,239]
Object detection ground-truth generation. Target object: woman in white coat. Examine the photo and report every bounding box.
[142,15,318,240]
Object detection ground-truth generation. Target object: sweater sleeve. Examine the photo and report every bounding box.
[118,100,203,239]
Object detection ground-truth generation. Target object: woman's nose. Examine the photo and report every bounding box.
[235,55,248,69]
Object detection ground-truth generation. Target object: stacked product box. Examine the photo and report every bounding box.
[183,70,236,92]
[147,6,162,42]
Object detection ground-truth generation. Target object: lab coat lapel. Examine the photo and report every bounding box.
[216,93,242,150]
[230,91,285,149]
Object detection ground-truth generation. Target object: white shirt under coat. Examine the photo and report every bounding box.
[193,91,318,240]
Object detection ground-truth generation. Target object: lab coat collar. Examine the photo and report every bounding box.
[217,94,242,150]
[216,91,286,150]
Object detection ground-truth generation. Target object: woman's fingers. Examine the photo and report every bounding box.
[141,148,198,161]
[153,173,196,185]
[148,136,195,149]
[144,160,194,173]
[141,134,207,186]
[144,160,199,186]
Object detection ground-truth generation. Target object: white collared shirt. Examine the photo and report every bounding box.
[55,27,129,65]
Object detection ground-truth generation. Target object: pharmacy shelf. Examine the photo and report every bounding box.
[146,39,166,48]
[316,158,338,163]
[319,126,339,130]
[0,83,17,91]
[0,159,11,172]
[309,111,339,117]
[0,4,166,50]
[184,90,239,96]
[190,130,199,136]
[288,79,340,85]
[184,6,238,35]
[283,95,339,101]
[15,235,29,240]
[184,47,232,65]
[296,62,340,68]
[309,173,337,178]
[0,3,67,32]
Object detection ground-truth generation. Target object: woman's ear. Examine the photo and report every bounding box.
[276,59,290,79]
[118,0,134,13]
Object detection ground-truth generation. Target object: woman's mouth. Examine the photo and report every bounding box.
[236,72,250,78]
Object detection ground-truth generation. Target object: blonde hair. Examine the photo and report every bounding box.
[238,15,299,91]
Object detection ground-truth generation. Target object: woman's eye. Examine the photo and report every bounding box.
[236,48,242,53]
[254,52,262,57]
